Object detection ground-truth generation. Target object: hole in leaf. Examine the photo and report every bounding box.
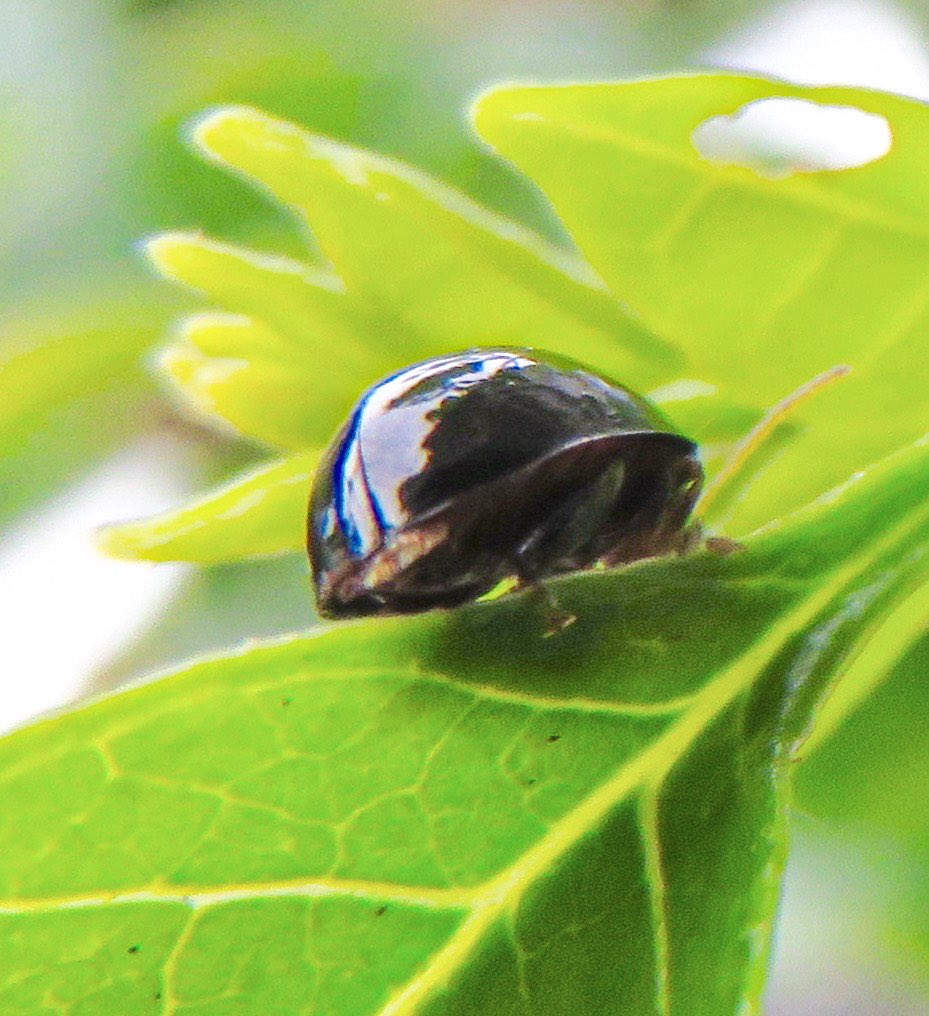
[692,98,891,177]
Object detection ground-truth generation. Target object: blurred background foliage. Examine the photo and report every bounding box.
[4,1,929,1013]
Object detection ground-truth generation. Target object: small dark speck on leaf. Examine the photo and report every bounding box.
[375,905,387,916]
[547,734,561,743]
[526,778,537,785]
[128,944,140,954]
[281,698,292,707]
[154,992,162,1001]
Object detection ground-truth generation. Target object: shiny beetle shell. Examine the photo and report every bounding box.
[308,347,702,618]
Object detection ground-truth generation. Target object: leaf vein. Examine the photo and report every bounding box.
[638,786,670,1016]
[375,494,929,1014]
[533,113,929,241]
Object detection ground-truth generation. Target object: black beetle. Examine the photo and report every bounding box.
[308,348,703,619]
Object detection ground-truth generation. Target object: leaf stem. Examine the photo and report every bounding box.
[698,364,851,527]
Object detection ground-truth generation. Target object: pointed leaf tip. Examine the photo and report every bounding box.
[97,451,317,564]
[189,104,266,158]
[470,84,547,143]
[190,103,378,195]
[143,232,205,282]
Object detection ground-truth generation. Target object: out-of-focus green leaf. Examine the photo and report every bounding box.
[5,433,929,1014]
[0,286,180,527]
[798,629,929,842]
[192,105,676,371]
[472,74,929,533]
[0,290,170,457]
[792,627,929,996]
[100,451,317,564]
[145,237,382,446]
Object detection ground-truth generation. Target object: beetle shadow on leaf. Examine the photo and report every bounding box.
[422,548,797,707]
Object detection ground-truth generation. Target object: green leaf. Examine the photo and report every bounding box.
[472,74,929,533]
[99,451,318,564]
[790,625,929,995]
[192,105,678,374]
[146,237,378,446]
[159,309,347,450]
[147,106,681,450]
[5,434,929,1014]
[0,286,173,523]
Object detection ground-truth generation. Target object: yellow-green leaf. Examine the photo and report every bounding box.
[100,451,318,564]
[146,106,683,450]
[473,74,929,533]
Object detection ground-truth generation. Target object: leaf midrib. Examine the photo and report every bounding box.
[377,496,929,1015]
[0,877,471,916]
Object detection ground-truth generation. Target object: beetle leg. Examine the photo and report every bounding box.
[537,586,577,637]
[704,535,745,556]
[512,578,576,636]
[509,472,627,635]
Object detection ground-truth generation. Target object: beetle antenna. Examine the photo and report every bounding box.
[698,364,851,525]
